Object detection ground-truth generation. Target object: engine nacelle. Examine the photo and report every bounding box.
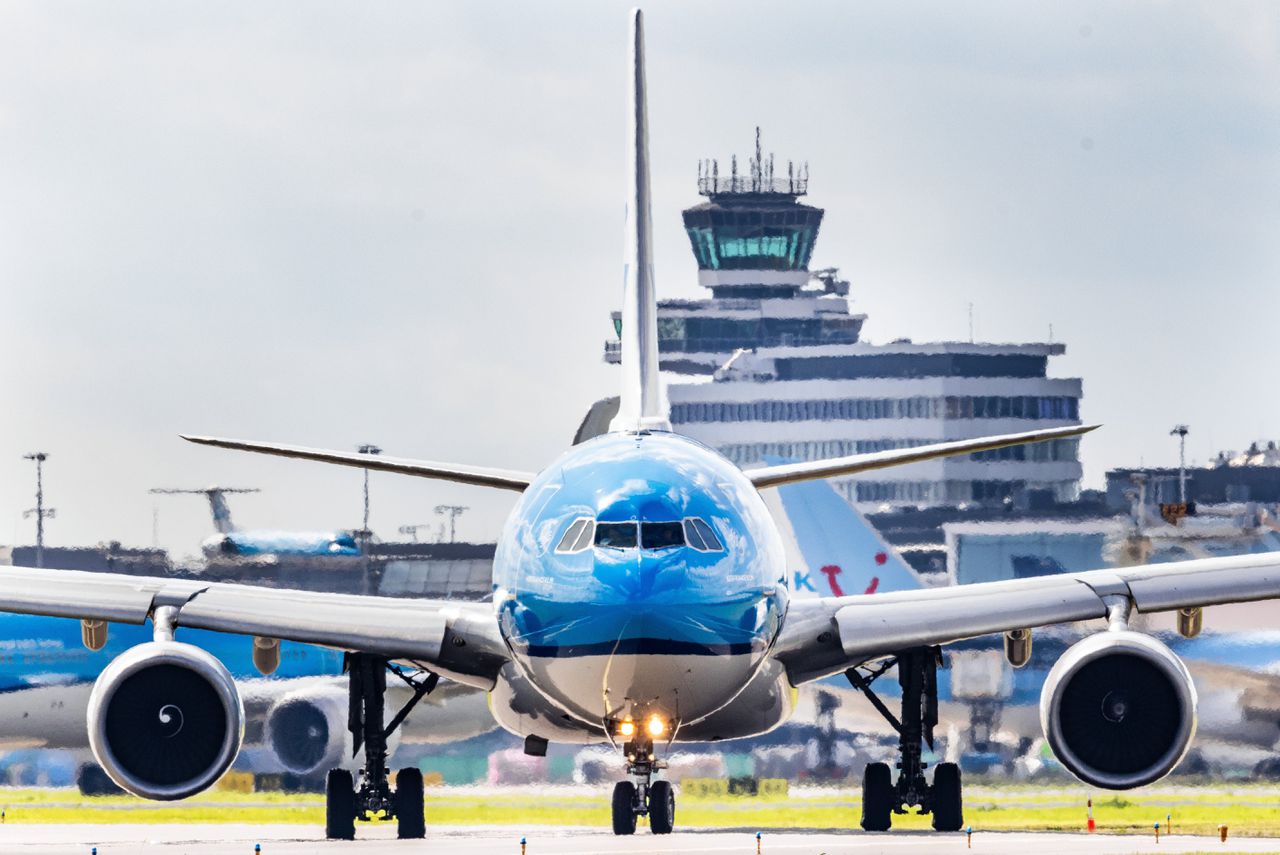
[87,641,244,800]
[1040,630,1197,789]
[264,686,400,776]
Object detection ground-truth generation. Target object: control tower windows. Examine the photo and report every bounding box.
[683,205,823,272]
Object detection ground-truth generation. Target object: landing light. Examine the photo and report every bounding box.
[618,720,636,738]
[647,715,666,737]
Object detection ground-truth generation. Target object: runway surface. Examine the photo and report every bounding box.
[2,825,1279,854]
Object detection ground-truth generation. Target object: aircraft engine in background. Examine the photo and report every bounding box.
[264,686,399,777]
[1040,631,1197,789]
[87,642,244,800]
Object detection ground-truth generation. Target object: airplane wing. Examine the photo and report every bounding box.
[747,424,1098,489]
[0,566,508,688]
[180,435,535,492]
[774,551,1280,686]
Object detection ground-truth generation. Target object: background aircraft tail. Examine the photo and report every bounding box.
[608,8,669,434]
[762,470,922,598]
[150,486,259,535]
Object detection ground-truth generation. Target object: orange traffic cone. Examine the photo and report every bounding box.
[1086,799,1095,833]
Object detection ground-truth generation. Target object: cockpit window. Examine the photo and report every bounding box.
[684,518,724,552]
[594,522,638,549]
[555,518,596,553]
[641,521,685,549]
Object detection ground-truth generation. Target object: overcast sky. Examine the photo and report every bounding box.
[2,1,1277,556]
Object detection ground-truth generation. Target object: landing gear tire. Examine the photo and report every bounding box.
[931,762,963,832]
[649,780,675,834]
[395,767,426,839]
[325,768,357,840]
[860,762,894,832]
[611,781,638,835]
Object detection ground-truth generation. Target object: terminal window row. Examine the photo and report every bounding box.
[835,478,1078,506]
[671,395,1080,425]
[719,438,1079,467]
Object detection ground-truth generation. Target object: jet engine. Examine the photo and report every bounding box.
[265,685,399,776]
[87,641,244,800]
[1040,630,1196,789]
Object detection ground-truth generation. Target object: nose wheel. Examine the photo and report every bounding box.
[610,740,675,835]
[847,647,965,833]
[324,653,438,840]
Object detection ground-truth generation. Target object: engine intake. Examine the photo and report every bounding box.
[87,641,244,800]
[264,685,398,776]
[265,687,347,776]
[1040,630,1196,789]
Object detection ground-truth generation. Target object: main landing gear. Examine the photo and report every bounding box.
[325,653,439,840]
[611,738,675,836]
[846,646,964,833]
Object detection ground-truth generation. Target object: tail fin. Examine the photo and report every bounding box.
[150,486,259,535]
[765,471,922,597]
[609,9,670,433]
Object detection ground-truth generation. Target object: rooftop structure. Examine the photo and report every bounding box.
[1105,440,1280,509]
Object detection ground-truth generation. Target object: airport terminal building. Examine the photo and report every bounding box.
[607,136,1084,511]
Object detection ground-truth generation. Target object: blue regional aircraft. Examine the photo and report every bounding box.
[151,486,360,557]
[3,10,1280,842]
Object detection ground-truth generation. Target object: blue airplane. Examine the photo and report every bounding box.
[0,10,1277,844]
[151,486,359,557]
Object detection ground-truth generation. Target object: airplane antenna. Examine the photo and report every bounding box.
[22,452,54,568]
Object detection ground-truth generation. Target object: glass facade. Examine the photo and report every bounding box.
[670,395,1079,425]
[774,353,1049,381]
[654,315,861,353]
[683,204,823,272]
[717,438,1080,467]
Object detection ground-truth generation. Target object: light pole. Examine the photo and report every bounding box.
[22,452,55,568]
[358,444,382,537]
[1170,425,1190,504]
[434,505,468,544]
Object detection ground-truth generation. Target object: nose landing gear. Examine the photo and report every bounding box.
[324,653,438,840]
[847,646,964,833]
[610,740,675,835]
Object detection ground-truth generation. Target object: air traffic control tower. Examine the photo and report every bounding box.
[685,132,823,298]
[606,130,863,374]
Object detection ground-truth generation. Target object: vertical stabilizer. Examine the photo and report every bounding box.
[767,469,924,597]
[610,9,670,433]
[150,486,259,535]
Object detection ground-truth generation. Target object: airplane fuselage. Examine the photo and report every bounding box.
[492,431,791,740]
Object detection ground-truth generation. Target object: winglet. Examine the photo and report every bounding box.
[609,9,670,433]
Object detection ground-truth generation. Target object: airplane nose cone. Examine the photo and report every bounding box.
[592,549,688,604]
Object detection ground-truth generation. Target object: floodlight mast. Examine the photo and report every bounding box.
[1170,424,1190,503]
[22,452,55,568]
[434,505,468,544]
[357,444,382,537]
